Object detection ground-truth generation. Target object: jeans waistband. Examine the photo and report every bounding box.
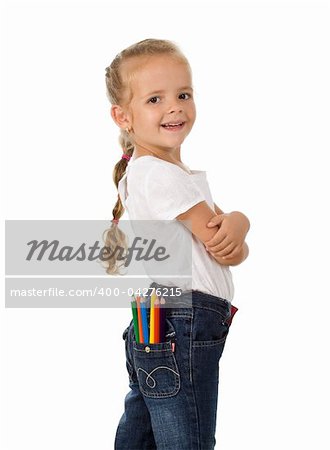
[149,282,231,316]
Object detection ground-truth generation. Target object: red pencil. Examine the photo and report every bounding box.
[136,295,144,343]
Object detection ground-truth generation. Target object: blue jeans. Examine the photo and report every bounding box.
[115,284,238,450]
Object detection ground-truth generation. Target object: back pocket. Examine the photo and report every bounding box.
[192,305,231,348]
[132,320,180,398]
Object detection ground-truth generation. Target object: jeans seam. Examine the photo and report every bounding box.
[192,338,227,348]
[190,308,201,450]
[123,325,135,384]
[189,314,193,384]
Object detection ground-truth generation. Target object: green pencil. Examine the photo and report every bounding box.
[131,296,140,343]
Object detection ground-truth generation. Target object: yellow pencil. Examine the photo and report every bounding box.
[149,289,156,343]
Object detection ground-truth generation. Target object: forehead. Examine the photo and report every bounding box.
[121,54,192,97]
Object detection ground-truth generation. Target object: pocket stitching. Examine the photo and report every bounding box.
[137,365,180,394]
[133,347,181,398]
[192,337,227,348]
[133,341,172,354]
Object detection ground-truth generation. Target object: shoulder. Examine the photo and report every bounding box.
[129,156,163,172]
[125,157,206,220]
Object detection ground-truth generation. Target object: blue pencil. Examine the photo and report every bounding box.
[140,296,149,344]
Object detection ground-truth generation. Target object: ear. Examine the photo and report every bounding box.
[111,105,131,130]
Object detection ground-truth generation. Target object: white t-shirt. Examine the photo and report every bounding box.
[117,155,234,302]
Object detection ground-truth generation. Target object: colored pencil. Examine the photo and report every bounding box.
[154,296,160,343]
[140,296,149,344]
[136,295,144,343]
[130,297,140,343]
[159,297,166,342]
[149,289,156,344]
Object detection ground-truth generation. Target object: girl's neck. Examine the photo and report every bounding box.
[132,144,191,174]
[132,144,181,164]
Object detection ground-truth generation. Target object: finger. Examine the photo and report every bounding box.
[207,236,232,253]
[205,231,227,248]
[220,244,242,259]
[207,215,225,227]
[212,241,237,258]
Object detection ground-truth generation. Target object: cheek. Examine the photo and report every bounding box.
[189,106,196,125]
[132,113,157,134]
[130,108,146,128]
[143,110,161,126]
[185,100,196,118]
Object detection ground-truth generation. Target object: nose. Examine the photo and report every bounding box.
[168,98,183,114]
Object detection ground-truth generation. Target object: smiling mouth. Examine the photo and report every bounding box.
[161,122,185,129]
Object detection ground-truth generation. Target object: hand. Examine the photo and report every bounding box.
[204,211,250,260]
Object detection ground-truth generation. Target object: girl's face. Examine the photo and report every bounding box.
[123,55,196,153]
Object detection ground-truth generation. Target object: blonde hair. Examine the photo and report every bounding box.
[103,38,190,275]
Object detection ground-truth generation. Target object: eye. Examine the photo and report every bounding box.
[178,92,192,100]
[148,96,160,104]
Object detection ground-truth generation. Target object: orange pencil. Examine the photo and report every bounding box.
[154,296,160,343]
[136,295,144,343]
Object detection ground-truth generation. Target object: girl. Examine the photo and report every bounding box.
[104,39,250,450]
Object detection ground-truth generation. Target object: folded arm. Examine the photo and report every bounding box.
[209,203,250,265]
[176,201,250,266]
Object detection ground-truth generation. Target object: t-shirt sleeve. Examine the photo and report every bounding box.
[144,163,205,220]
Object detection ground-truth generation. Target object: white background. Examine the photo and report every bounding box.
[1,0,330,449]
